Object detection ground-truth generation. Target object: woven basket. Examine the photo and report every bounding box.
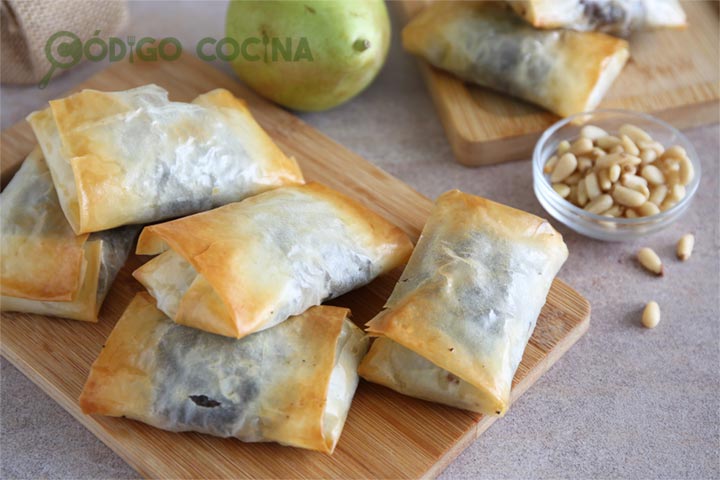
[1,0,129,85]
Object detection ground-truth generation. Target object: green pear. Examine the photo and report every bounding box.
[225,0,390,111]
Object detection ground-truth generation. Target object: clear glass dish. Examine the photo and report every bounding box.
[533,109,701,241]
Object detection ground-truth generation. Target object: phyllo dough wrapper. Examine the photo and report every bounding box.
[27,84,304,234]
[133,182,413,339]
[358,191,568,415]
[508,0,687,35]
[80,293,369,454]
[1,148,136,322]
[402,2,630,117]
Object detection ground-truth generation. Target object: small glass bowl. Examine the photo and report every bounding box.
[533,109,701,241]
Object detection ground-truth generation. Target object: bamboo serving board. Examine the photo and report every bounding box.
[0,54,590,479]
[397,0,720,166]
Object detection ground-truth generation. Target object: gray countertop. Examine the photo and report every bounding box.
[1,2,719,479]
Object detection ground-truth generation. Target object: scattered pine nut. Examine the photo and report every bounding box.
[637,247,663,275]
[642,301,661,329]
[608,164,621,183]
[676,234,694,261]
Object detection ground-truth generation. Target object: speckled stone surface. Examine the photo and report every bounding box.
[1,2,719,479]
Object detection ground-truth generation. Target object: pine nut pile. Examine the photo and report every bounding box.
[544,124,695,217]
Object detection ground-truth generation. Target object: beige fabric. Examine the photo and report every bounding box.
[1,0,129,84]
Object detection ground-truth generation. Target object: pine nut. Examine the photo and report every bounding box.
[581,125,608,140]
[622,164,637,175]
[664,171,679,188]
[564,172,583,185]
[603,205,624,217]
[590,147,606,158]
[598,168,612,190]
[619,124,652,144]
[577,179,589,206]
[640,149,657,165]
[570,137,594,156]
[584,172,602,199]
[557,140,571,155]
[544,155,559,173]
[637,247,663,275]
[621,174,650,198]
[669,184,686,202]
[649,185,668,206]
[661,158,680,173]
[678,156,694,185]
[550,153,577,182]
[676,233,694,261]
[620,134,640,156]
[661,145,687,161]
[642,301,661,329]
[637,202,660,216]
[568,185,578,204]
[613,185,647,207]
[660,198,677,211]
[596,135,621,149]
[641,165,665,185]
[584,194,613,214]
[550,128,696,217]
[578,156,593,173]
[553,183,571,198]
[638,140,664,156]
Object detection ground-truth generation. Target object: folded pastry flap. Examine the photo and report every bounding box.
[137,209,293,337]
[192,89,304,185]
[358,337,504,415]
[79,294,353,453]
[79,292,166,417]
[2,239,104,322]
[0,148,88,300]
[302,183,414,272]
[26,108,83,233]
[366,190,568,410]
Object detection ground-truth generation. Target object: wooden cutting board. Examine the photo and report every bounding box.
[0,54,590,479]
[397,0,720,166]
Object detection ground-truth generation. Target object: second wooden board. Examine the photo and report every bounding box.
[0,54,590,479]
[397,1,720,166]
